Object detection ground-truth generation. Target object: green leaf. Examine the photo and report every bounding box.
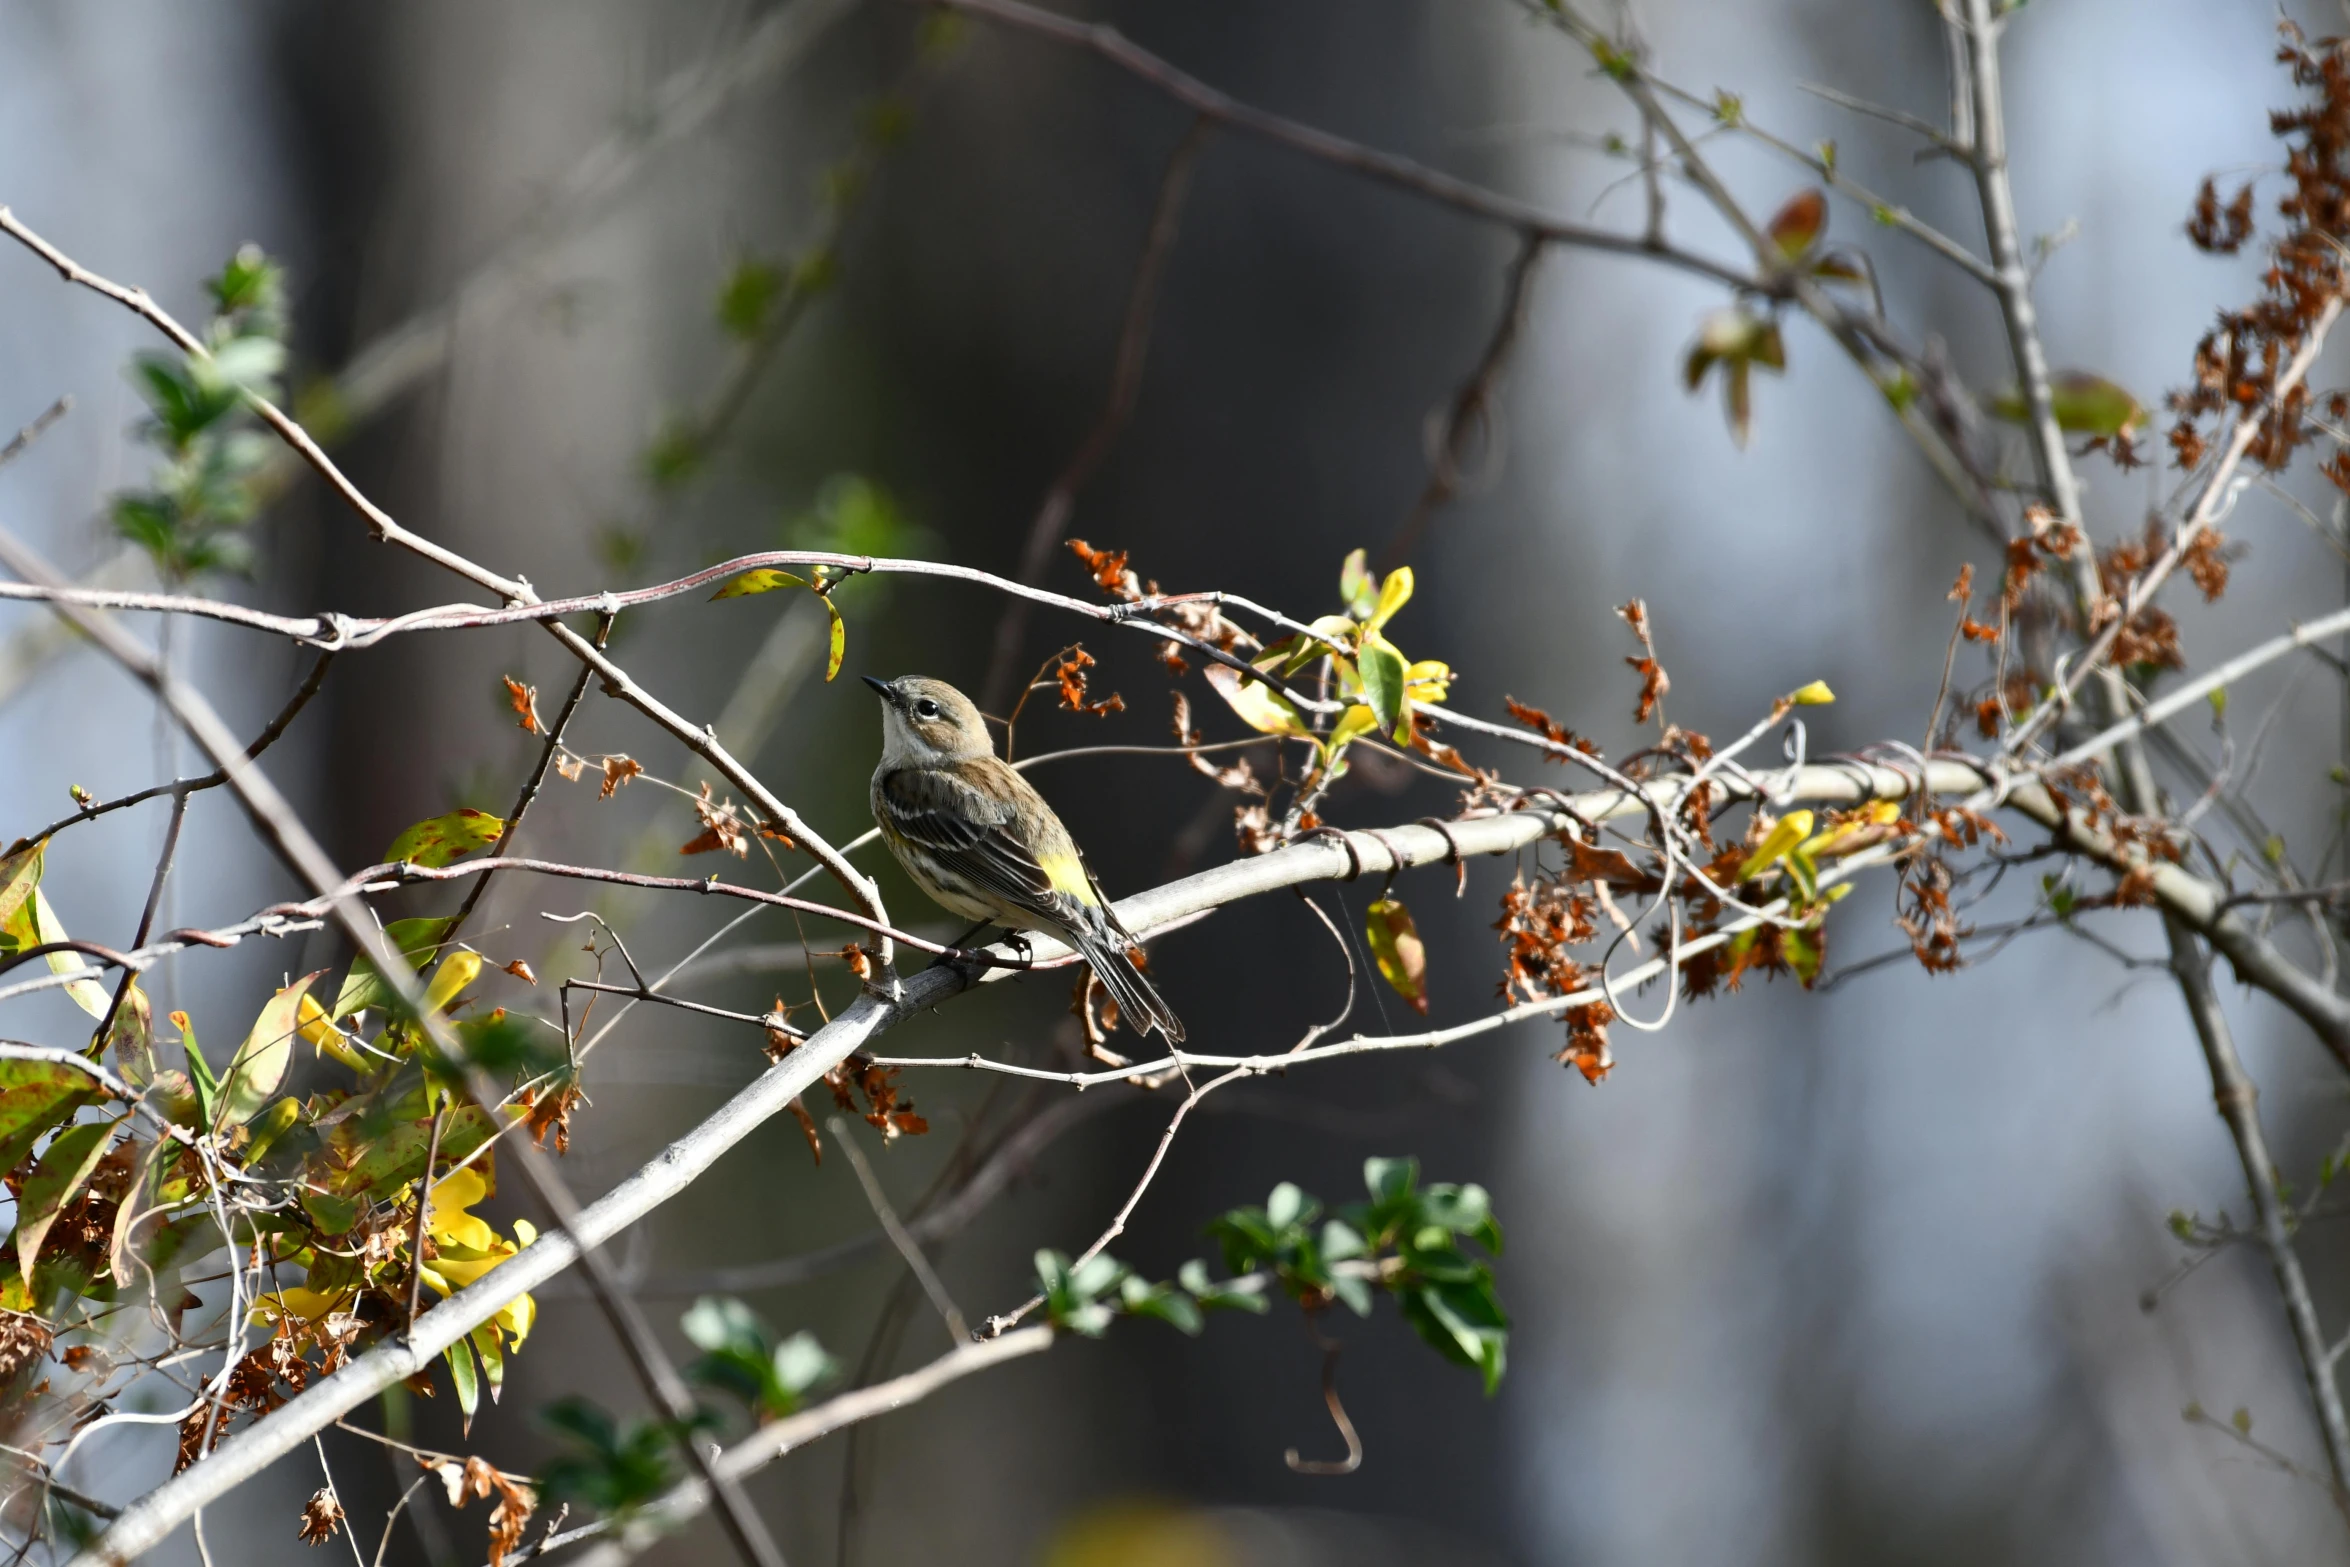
[0,841,44,934]
[445,1336,480,1432]
[1338,548,1376,618]
[1117,1275,1204,1335]
[642,421,703,490]
[217,973,325,1128]
[1782,926,1823,987]
[709,568,807,601]
[0,1061,92,1176]
[1357,632,1408,739]
[470,1321,507,1405]
[1399,1276,1511,1395]
[1330,1271,1375,1318]
[299,1187,360,1237]
[102,980,156,1085]
[1785,848,1820,905]
[715,258,784,341]
[537,1397,685,1514]
[333,917,457,1021]
[1988,372,2147,438]
[1266,1182,1306,1231]
[16,1118,117,1282]
[1176,1258,1269,1314]
[240,1097,304,1167]
[1364,896,1429,1016]
[331,1106,495,1200]
[1068,1252,1126,1302]
[1320,1219,1367,1263]
[204,335,284,397]
[770,1331,840,1409]
[383,809,505,870]
[170,1013,219,1129]
[1419,1184,1495,1243]
[1365,1157,1418,1206]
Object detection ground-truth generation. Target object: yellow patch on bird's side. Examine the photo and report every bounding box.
[1040,852,1096,902]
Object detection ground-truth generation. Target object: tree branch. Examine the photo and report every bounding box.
[0,539,782,1567]
[929,0,1763,294]
[981,113,1213,713]
[2165,912,2350,1499]
[514,1328,1056,1566]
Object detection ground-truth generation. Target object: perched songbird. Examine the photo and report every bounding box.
[864,674,1184,1041]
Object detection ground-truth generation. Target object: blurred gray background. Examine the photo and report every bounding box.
[1,0,2345,1562]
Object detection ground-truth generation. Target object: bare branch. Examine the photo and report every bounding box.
[0,536,781,1567]
[1382,232,1549,569]
[537,1329,1056,1567]
[833,1121,969,1346]
[8,649,334,854]
[2165,913,2350,1498]
[931,0,1763,294]
[982,114,1213,712]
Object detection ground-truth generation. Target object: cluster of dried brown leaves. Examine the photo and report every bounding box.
[2170,26,2350,482]
[1051,645,1125,718]
[1068,537,1249,675]
[176,1312,363,1473]
[430,1453,539,1567]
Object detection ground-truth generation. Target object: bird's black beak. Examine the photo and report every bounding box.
[861,675,895,704]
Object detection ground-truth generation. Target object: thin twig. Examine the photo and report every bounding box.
[1282,1317,1363,1476]
[981,114,1213,711]
[1381,231,1548,569]
[829,1118,969,1345]
[3,538,783,1567]
[0,396,70,473]
[983,1064,1244,1336]
[532,1329,1055,1567]
[10,649,336,854]
[931,0,1762,292]
[0,203,890,970]
[447,615,610,939]
[404,1107,450,1332]
[2165,913,2350,1502]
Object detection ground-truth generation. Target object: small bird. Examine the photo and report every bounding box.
[864,674,1184,1042]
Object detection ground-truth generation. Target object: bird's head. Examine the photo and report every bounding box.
[864,675,995,766]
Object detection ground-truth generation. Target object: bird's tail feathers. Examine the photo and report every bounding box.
[1074,922,1185,1043]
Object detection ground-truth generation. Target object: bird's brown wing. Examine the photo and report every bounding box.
[878,764,1091,921]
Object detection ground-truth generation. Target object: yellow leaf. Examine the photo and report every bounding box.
[423,950,483,1016]
[1326,704,1381,757]
[219,972,328,1127]
[1787,680,1835,706]
[250,1286,355,1327]
[1365,896,1429,1015]
[30,889,107,1018]
[1202,664,1312,740]
[1737,810,1816,883]
[709,568,807,600]
[1366,566,1414,633]
[822,594,846,681]
[384,809,505,869]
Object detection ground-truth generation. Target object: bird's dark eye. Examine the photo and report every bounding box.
[914,699,940,719]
